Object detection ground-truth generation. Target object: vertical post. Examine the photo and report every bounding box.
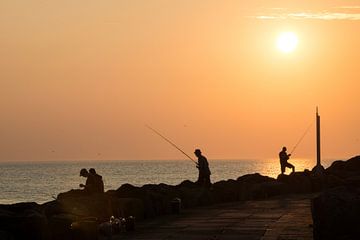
[316,107,321,167]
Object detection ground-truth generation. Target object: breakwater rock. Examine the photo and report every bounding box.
[0,156,359,240]
[311,155,360,240]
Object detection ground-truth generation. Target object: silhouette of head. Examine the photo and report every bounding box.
[80,168,89,177]
[282,146,287,151]
[89,168,96,174]
[194,149,202,156]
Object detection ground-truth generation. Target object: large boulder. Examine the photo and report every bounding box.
[0,202,50,240]
[277,171,313,193]
[235,173,278,200]
[56,190,112,221]
[115,183,178,218]
[212,179,241,202]
[47,213,77,240]
[55,189,144,221]
[323,174,346,188]
[114,181,215,217]
[177,186,213,207]
[237,173,275,184]
[252,181,289,199]
[326,156,360,178]
[141,184,178,215]
[311,187,360,240]
[46,190,144,240]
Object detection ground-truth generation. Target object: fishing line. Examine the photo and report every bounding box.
[290,122,314,155]
[145,124,197,164]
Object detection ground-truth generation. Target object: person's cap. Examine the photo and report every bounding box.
[80,168,88,176]
[194,149,201,154]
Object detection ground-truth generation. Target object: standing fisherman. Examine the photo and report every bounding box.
[279,146,295,174]
[194,149,211,187]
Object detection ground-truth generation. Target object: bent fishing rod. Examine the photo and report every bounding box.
[290,122,314,155]
[145,124,197,164]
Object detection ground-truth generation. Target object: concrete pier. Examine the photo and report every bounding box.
[112,194,315,240]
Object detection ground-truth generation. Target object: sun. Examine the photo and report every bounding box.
[276,32,298,53]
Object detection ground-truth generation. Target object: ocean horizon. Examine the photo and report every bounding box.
[0,158,335,204]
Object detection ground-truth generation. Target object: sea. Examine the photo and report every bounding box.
[0,159,334,204]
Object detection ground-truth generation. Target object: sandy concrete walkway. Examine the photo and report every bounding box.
[112,194,315,240]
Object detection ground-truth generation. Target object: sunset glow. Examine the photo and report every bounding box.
[0,1,359,162]
[276,32,298,53]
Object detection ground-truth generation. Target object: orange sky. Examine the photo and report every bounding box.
[1,1,359,161]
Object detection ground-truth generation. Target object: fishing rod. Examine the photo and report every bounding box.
[145,124,197,164]
[290,122,314,155]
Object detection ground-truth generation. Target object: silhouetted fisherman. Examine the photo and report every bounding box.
[194,149,211,187]
[89,168,104,193]
[279,146,295,174]
[79,168,96,193]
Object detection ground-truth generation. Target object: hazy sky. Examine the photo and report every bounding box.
[1,1,359,161]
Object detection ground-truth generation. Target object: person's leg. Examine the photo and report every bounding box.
[197,171,204,185]
[286,162,295,173]
[205,175,211,187]
[197,172,201,184]
[281,164,285,174]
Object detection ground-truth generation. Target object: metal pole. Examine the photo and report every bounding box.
[316,107,321,167]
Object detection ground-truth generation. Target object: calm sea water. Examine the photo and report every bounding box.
[0,159,333,204]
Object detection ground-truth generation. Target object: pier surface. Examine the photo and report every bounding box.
[113,194,315,240]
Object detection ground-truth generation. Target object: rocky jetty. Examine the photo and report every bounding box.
[311,155,360,240]
[0,155,359,240]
